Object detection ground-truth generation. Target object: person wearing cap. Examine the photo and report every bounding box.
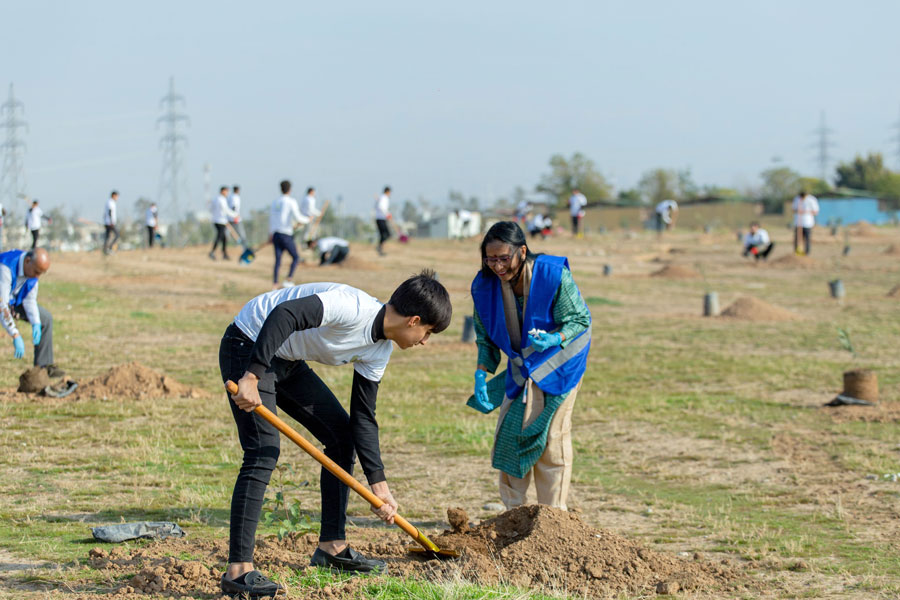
[742,221,774,261]
[308,236,350,266]
[103,191,120,255]
[1,247,64,377]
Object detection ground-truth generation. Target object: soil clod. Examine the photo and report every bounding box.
[77,362,206,400]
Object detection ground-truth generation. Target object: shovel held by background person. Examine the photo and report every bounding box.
[224,380,458,560]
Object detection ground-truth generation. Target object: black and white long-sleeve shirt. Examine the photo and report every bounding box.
[234,283,393,483]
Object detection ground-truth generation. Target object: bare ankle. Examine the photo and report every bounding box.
[226,562,254,580]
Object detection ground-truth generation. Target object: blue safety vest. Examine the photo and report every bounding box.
[0,250,38,307]
[471,255,590,399]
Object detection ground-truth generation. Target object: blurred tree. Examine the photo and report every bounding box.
[637,168,696,206]
[616,188,642,206]
[402,199,421,223]
[758,166,800,214]
[797,177,831,196]
[835,153,887,191]
[536,153,613,207]
[133,196,153,222]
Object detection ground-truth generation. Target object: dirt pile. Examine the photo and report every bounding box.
[849,221,879,237]
[17,367,50,393]
[824,402,900,424]
[650,264,701,279]
[770,254,818,268]
[888,284,900,298]
[719,297,796,321]
[77,362,206,400]
[75,507,740,599]
[883,244,900,256]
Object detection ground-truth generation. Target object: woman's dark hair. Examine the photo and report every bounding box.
[388,268,452,333]
[480,221,538,278]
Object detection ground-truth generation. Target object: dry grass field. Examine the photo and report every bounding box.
[1,222,898,599]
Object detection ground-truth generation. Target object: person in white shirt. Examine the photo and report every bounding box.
[792,190,819,255]
[270,180,310,287]
[219,271,451,595]
[210,186,237,260]
[0,247,62,376]
[308,236,350,266]
[568,189,587,236]
[655,199,678,237]
[145,203,159,248]
[26,200,50,250]
[742,221,774,261]
[514,199,531,224]
[102,191,120,255]
[0,201,6,252]
[374,186,392,256]
[529,213,552,240]
[228,185,247,245]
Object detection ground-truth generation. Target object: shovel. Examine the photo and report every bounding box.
[225,380,459,560]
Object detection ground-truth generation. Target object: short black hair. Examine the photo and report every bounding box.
[480,221,537,278]
[307,187,315,195]
[388,269,451,333]
[280,180,291,194]
[233,185,240,192]
[220,186,229,193]
[383,186,391,194]
[111,190,118,196]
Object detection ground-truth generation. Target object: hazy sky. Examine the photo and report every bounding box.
[3,0,900,220]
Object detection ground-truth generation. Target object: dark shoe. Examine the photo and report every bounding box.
[208,252,216,261]
[222,254,231,261]
[45,365,66,378]
[220,570,283,598]
[310,547,387,574]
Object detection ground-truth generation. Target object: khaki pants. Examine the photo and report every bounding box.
[496,379,580,510]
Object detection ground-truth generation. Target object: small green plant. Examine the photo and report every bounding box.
[837,327,857,358]
[261,464,317,540]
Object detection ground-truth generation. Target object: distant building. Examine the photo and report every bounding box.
[813,196,898,226]
[416,211,483,238]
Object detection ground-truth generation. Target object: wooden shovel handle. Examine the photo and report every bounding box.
[224,380,439,552]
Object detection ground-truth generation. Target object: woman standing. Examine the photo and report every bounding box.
[469,221,591,510]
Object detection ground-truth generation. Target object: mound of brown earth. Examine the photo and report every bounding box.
[75,507,742,599]
[770,254,818,268]
[650,264,701,279]
[77,362,205,400]
[849,221,879,237]
[888,285,900,298]
[824,401,900,424]
[18,366,50,393]
[884,244,900,256]
[719,296,796,321]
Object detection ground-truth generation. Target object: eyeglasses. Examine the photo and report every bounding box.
[484,254,514,266]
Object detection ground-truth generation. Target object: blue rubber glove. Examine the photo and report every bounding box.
[32,323,41,346]
[13,335,25,359]
[527,331,562,353]
[474,370,493,412]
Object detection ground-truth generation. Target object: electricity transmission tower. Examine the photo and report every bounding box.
[1,84,28,215]
[157,77,191,226]
[810,111,835,182]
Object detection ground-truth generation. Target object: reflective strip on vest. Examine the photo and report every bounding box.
[529,324,592,385]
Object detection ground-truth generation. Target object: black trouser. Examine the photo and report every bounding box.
[743,242,775,260]
[211,224,228,256]
[794,227,811,255]
[13,304,54,367]
[30,229,39,249]
[103,225,119,253]
[321,245,349,265]
[376,219,391,250]
[272,232,299,283]
[571,215,580,235]
[218,324,355,563]
[147,226,155,247]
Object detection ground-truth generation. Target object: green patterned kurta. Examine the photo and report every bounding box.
[473,267,590,477]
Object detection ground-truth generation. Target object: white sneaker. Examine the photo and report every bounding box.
[282,280,295,288]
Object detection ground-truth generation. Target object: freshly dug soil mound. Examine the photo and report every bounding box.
[825,401,900,424]
[76,507,741,599]
[883,244,900,256]
[77,362,205,400]
[849,221,879,237]
[770,254,818,268]
[650,264,701,279]
[18,367,50,393]
[888,284,900,298]
[719,296,796,322]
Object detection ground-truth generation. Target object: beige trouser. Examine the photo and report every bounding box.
[496,379,580,511]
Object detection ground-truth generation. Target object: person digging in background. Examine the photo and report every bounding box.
[742,221,774,261]
[269,180,310,289]
[307,236,350,266]
[1,248,64,377]
[469,221,591,511]
[219,270,451,597]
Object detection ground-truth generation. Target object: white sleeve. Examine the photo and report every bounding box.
[354,356,387,382]
[22,283,40,327]
[291,200,310,225]
[0,264,19,338]
[316,289,362,328]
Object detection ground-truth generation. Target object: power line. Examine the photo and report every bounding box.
[810,110,835,182]
[157,77,191,225]
[1,83,28,215]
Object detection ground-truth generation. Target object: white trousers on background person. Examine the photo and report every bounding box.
[495,379,580,511]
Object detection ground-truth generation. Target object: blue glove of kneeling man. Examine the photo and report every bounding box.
[13,335,25,359]
[473,370,492,412]
[32,324,41,346]
[527,331,562,353]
